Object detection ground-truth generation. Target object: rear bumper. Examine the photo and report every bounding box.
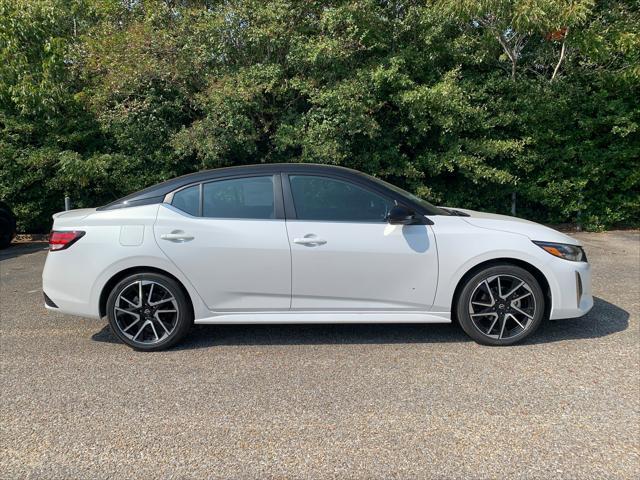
[43,291,58,308]
[549,260,593,320]
[42,251,101,319]
[42,294,100,319]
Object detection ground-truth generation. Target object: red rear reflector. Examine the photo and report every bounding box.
[49,230,85,251]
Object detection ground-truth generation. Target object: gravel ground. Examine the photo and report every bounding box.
[1,231,638,479]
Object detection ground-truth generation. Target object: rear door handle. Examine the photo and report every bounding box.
[160,230,194,242]
[293,235,327,246]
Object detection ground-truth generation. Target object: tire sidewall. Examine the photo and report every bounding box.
[457,265,545,346]
[106,273,192,351]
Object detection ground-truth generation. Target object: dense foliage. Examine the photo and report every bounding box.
[1,0,638,232]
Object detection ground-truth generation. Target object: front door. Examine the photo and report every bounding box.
[284,174,438,310]
[154,175,291,311]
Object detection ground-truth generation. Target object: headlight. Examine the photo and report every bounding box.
[533,241,587,262]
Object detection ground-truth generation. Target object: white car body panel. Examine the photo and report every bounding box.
[42,167,593,332]
[285,221,438,310]
[194,311,450,324]
[154,204,291,311]
[429,216,592,319]
[456,208,581,245]
[43,205,210,320]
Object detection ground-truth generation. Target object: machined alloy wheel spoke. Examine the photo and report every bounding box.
[155,314,171,335]
[512,292,532,303]
[120,296,139,308]
[468,274,537,340]
[113,280,180,345]
[503,281,525,299]
[511,304,533,319]
[149,321,159,341]
[132,320,149,341]
[149,296,175,307]
[471,300,493,307]
[471,280,496,307]
[122,318,140,333]
[114,306,139,317]
[486,315,500,335]
[507,313,526,330]
[484,280,495,305]
[499,316,507,339]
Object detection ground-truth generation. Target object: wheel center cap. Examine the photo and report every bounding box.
[144,308,151,315]
[498,303,506,310]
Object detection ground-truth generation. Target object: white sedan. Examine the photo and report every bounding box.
[42,164,592,350]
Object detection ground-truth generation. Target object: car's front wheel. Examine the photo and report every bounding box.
[456,264,545,346]
[106,272,192,351]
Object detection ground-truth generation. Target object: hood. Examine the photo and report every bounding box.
[451,208,581,245]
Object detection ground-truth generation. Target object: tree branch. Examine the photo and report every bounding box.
[551,28,569,82]
[496,33,517,80]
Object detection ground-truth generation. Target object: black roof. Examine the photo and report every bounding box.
[98,163,370,211]
[98,162,450,217]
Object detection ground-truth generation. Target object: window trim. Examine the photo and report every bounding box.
[164,173,284,220]
[283,173,423,224]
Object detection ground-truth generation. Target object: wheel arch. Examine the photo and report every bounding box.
[99,266,194,320]
[450,258,552,322]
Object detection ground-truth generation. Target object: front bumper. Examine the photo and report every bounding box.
[549,259,593,320]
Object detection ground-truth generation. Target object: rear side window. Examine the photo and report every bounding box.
[289,175,394,222]
[172,185,200,216]
[203,176,275,219]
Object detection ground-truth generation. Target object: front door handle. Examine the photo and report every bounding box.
[293,234,327,246]
[160,230,194,242]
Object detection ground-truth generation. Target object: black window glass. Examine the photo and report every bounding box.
[203,176,275,219]
[172,185,200,216]
[289,175,394,222]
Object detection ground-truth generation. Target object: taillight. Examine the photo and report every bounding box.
[49,230,85,251]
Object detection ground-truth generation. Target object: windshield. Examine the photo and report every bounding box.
[362,174,451,216]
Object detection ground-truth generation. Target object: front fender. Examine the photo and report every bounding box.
[430,217,563,315]
[437,249,561,310]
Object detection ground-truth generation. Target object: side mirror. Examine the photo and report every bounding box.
[386,205,419,225]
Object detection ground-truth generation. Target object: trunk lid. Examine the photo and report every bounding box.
[52,208,96,227]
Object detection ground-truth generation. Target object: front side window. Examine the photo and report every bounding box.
[172,185,200,216]
[362,173,450,216]
[289,175,394,222]
[203,176,275,219]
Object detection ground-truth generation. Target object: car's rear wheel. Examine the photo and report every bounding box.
[456,264,545,346]
[106,272,192,351]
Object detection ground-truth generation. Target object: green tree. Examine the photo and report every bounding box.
[0,0,638,232]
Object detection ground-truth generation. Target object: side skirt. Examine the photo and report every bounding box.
[194,311,451,325]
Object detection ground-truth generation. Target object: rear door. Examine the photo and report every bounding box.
[283,174,438,311]
[154,174,291,311]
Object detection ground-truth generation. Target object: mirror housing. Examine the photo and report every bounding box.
[386,205,420,225]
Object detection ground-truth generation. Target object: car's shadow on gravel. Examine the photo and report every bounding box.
[0,242,47,261]
[91,297,628,349]
[525,297,629,345]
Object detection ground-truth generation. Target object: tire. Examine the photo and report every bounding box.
[456,264,545,346]
[106,272,192,351]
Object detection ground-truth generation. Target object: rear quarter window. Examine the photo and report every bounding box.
[171,185,200,216]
